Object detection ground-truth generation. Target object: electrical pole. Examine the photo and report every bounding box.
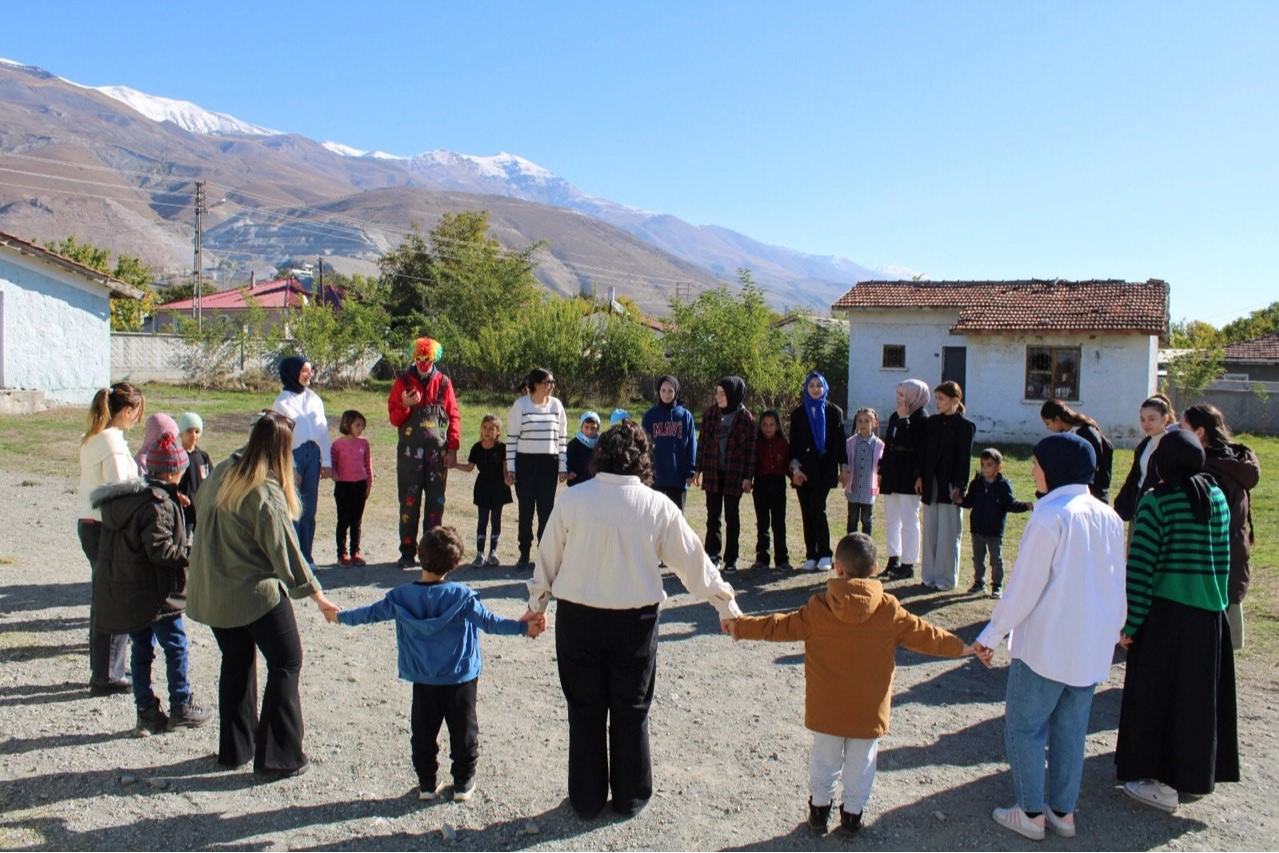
[317,255,323,294]
[193,181,207,331]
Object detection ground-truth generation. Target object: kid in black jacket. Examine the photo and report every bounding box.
[960,448,1032,597]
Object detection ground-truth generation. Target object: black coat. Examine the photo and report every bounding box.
[961,473,1032,536]
[788,402,848,491]
[566,437,596,487]
[1204,442,1261,603]
[879,408,929,495]
[915,412,976,505]
[1113,435,1154,521]
[90,477,189,634]
[1072,423,1111,499]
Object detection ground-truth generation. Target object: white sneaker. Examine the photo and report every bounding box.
[817,557,833,570]
[992,805,1045,841]
[1124,779,1179,812]
[1045,810,1076,838]
[419,784,441,801]
[801,559,818,571]
[453,780,476,802]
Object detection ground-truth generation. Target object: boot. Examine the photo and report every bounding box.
[888,562,915,580]
[838,807,863,836]
[808,798,831,836]
[884,555,900,574]
[168,700,213,729]
[134,703,169,737]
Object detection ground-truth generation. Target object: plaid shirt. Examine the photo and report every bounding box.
[696,406,756,496]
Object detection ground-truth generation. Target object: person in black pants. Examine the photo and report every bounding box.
[505,369,570,570]
[789,372,848,571]
[751,410,792,570]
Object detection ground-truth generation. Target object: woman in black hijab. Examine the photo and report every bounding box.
[693,377,756,572]
[1116,429,1238,813]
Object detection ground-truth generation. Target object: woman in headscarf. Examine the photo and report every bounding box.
[271,356,332,568]
[1116,429,1238,813]
[974,433,1127,840]
[694,376,756,573]
[880,379,930,581]
[641,375,697,511]
[788,371,848,571]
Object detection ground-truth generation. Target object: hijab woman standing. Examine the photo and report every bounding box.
[788,371,848,571]
[271,356,332,568]
[694,377,756,572]
[880,380,930,581]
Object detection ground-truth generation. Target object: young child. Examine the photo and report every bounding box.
[331,410,373,567]
[751,410,791,571]
[960,449,1032,598]
[330,526,544,801]
[730,533,972,836]
[453,414,513,566]
[91,433,212,735]
[844,407,884,537]
[565,412,601,488]
[176,412,212,536]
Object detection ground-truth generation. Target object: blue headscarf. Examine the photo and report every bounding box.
[279,356,307,395]
[1032,433,1096,493]
[802,371,829,456]
[576,411,601,449]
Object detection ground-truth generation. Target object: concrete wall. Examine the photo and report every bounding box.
[111,332,380,384]
[845,309,1158,447]
[0,255,112,406]
[1168,379,1279,437]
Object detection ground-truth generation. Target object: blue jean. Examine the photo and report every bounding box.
[130,615,192,710]
[293,441,320,564]
[1004,659,1096,814]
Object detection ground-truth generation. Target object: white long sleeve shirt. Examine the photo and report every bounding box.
[506,395,568,473]
[272,388,332,467]
[975,483,1127,687]
[528,472,743,621]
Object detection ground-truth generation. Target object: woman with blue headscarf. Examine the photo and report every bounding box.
[788,372,848,571]
[272,356,331,568]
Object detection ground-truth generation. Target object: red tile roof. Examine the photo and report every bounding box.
[157,279,339,311]
[1224,330,1279,363]
[832,279,1169,335]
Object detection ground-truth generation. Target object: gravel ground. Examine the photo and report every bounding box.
[2,466,1278,851]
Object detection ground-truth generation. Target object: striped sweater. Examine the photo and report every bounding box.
[1123,487,1230,635]
[506,395,569,473]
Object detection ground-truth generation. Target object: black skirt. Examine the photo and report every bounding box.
[1115,596,1239,794]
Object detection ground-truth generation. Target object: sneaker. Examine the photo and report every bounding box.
[351,553,367,567]
[471,554,485,567]
[419,783,441,801]
[254,759,310,780]
[800,559,818,571]
[884,556,901,574]
[486,553,500,566]
[885,563,914,581]
[90,677,133,697]
[967,581,987,594]
[134,703,169,736]
[777,562,793,572]
[837,807,863,837]
[396,556,416,570]
[750,559,769,570]
[168,700,212,729]
[722,563,738,574]
[808,798,831,836]
[816,556,833,570]
[515,556,531,571]
[992,805,1045,840]
[1123,779,1179,812]
[1045,810,1076,838]
[453,779,476,802]
[338,554,351,567]
[990,584,1003,599]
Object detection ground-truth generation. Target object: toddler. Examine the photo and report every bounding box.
[331,409,373,567]
[844,407,884,536]
[960,448,1032,597]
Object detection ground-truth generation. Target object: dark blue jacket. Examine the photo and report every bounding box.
[642,402,697,490]
[961,473,1032,536]
[338,581,526,685]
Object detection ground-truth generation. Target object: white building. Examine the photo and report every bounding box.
[0,231,143,406]
[832,279,1170,448]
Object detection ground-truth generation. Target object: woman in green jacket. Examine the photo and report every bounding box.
[188,410,338,778]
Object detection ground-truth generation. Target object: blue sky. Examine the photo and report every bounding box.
[4,1,1276,325]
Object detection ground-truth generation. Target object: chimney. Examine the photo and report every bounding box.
[249,270,256,288]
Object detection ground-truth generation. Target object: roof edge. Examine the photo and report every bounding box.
[0,231,145,300]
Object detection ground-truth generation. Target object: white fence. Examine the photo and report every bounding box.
[110,333,379,385]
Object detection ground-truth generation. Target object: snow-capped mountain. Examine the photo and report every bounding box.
[60,72,281,136]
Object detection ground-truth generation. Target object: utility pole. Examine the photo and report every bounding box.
[317,255,323,294]
[193,181,206,331]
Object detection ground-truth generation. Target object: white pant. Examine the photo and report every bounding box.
[810,732,878,811]
[883,493,921,564]
[920,501,962,589]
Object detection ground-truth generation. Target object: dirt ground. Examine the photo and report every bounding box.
[2,465,1277,852]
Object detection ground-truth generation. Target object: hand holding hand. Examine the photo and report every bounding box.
[721,618,738,639]
[742,479,753,493]
[320,466,335,480]
[558,472,569,483]
[951,487,964,504]
[505,471,516,487]
[525,615,547,639]
[914,477,924,497]
[1118,633,1133,649]
[692,472,701,488]
[566,472,577,482]
[312,592,339,622]
[792,469,807,487]
[971,642,995,668]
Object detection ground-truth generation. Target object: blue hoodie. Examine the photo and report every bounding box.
[642,401,697,490]
[338,581,527,685]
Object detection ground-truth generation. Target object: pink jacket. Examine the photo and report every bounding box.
[331,436,372,483]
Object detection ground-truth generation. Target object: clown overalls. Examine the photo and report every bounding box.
[397,375,452,561]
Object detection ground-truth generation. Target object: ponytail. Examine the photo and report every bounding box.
[1182,403,1232,448]
[1040,398,1100,431]
[1140,394,1176,426]
[935,380,965,415]
[82,383,144,445]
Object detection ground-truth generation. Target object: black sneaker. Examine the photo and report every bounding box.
[991,584,1003,599]
[168,700,212,729]
[722,563,738,574]
[134,703,169,736]
[253,759,310,780]
[514,557,531,571]
[838,808,863,836]
[808,798,831,836]
[90,677,133,697]
[777,561,793,572]
[396,556,416,570]
[453,779,476,802]
[967,581,987,594]
[885,563,914,581]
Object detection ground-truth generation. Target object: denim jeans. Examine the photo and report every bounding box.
[1004,659,1096,814]
[130,615,192,710]
[292,441,321,565]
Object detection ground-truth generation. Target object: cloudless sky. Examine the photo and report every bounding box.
[4,1,1277,324]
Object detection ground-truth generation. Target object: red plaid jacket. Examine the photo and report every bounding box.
[696,405,757,497]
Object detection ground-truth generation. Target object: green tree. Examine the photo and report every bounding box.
[44,235,157,331]
[277,274,393,387]
[1166,318,1224,349]
[1220,301,1279,345]
[1163,348,1226,404]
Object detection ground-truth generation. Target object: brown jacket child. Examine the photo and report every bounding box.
[731,533,973,837]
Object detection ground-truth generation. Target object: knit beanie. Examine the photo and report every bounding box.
[610,408,631,425]
[145,432,190,476]
[177,412,203,433]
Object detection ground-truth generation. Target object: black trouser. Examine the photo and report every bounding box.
[211,598,307,773]
[78,520,129,685]
[412,679,479,789]
[796,485,833,561]
[654,486,687,512]
[334,479,369,556]
[476,506,503,554]
[704,487,741,565]
[847,502,873,536]
[556,599,659,817]
[515,453,559,560]
[752,474,789,565]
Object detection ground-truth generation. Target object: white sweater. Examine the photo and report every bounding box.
[272,388,332,467]
[528,472,743,620]
[975,484,1127,687]
[79,428,138,520]
[506,395,568,473]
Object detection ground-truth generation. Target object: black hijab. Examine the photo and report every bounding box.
[1149,429,1215,523]
[279,356,307,395]
[1033,433,1096,493]
[718,376,746,413]
[657,374,681,408]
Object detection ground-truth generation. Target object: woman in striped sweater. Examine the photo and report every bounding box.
[1116,429,1238,813]
[505,368,569,570]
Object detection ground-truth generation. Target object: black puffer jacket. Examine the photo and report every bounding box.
[90,477,189,634]
[879,408,929,495]
[1203,442,1261,604]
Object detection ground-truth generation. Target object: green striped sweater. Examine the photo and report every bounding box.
[1123,487,1230,635]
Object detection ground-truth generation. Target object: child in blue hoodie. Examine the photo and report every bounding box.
[331,526,545,801]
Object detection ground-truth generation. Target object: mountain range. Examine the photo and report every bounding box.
[0,57,899,313]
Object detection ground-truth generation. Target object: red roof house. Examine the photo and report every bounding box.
[154,278,341,331]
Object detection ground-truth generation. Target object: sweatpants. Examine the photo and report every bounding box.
[920,501,962,589]
[882,493,921,564]
[411,679,479,790]
[810,731,879,813]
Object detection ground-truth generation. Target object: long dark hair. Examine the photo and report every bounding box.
[591,420,654,485]
[1040,398,1100,431]
[1181,403,1231,448]
[518,367,553,394]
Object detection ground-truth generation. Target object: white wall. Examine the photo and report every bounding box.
[0,255,111,405]
[845,309,1157,447]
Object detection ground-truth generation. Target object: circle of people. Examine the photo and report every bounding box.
[76,333,1258,840]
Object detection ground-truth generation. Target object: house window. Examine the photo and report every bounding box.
[1025,347,1080,401]
[882,345,906,369]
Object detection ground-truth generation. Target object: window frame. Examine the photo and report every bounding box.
[1024,345,1081,402]
[882,344,906,369]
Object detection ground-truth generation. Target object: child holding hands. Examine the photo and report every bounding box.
[331,410,373,567]
[329,526,544,802]
[728,533,974,836]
